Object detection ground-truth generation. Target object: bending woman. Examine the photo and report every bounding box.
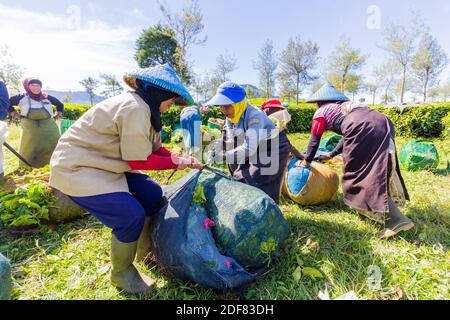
[300,83,414,239]
[50,64,202,294]
[206,82,290,204]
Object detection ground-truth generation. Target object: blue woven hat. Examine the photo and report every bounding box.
[205,81,246,106]
[124,63,194,105]
[307,83,350,103]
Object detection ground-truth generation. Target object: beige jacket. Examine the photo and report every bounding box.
[49,92,161,197]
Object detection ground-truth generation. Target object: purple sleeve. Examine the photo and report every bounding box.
[9,94,25,113]
[47,95,64,112]
[329,139,344,157]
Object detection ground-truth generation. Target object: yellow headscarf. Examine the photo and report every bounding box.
[229,99,247,124]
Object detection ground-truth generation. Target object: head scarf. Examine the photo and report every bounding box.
[229,99,247,124]
[135,79,180,132]
[23,77,47,101]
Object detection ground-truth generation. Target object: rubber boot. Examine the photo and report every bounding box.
[378,198,414,239]
[136,217,152,262]
[110,235,155,294]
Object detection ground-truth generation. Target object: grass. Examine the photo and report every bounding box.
[1,124,449,300]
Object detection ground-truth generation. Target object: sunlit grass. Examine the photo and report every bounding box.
[0,130,449,300]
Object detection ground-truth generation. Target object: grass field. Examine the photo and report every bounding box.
[0,124,449,300]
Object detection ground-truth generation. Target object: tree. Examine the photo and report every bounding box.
[0,45,24,93]
[365,82,379,105]
[159,0,207,84]
[253,40,278,99]
[346,74,363,102]
[412,32,448,102]
[62,91,73,104]
[427,87,440,102]
[278,72,297,105]
[135,24,179,67]
[279,36,319,106]
[327,37,366,93]
[245,85,256,99]
[379,13,423,103]
[212,52,238,91]
[100,74,123,98]
[80,77,99,106]
[373,60,399,104]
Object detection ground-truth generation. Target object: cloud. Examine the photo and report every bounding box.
[0,3,140,91]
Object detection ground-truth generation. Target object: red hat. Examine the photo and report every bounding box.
[261,99,284,110]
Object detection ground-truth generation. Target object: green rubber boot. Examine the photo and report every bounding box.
[110,235,155,294]
[136,217,153,262]
[378,198,415,239]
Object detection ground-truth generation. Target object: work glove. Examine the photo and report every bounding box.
[205,140,226,165]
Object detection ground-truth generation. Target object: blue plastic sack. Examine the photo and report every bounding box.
[287,157,312,195]
[152,171,263,292]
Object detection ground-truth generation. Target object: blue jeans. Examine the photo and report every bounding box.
[69,173,163,243]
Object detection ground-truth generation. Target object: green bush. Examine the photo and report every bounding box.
[62,104,91,120]
[375,105,450,138]
[439,112,450,138]
[62,102,450,138]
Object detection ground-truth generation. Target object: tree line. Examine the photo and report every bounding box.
[1,2,448,106]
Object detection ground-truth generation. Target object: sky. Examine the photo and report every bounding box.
[1,0,450,101]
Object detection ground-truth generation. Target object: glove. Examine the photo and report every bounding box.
[206,140,226,165]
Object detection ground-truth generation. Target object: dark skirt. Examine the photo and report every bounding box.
[340,108,409,215]
[228,132,291,204]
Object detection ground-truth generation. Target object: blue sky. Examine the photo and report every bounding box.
[1,0,449,100]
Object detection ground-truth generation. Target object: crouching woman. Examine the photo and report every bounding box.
[300,83,414,239]
[206,82,291,204]
[49,64,202,294]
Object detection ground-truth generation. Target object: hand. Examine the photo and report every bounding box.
[188,156,204,170]
[53,111,63,119]
[317,153,332,163]
[9,111,20,120]
[295,160,311,168]
[173,154,191,170]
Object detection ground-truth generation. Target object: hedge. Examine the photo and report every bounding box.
[284,104,450,138]
[62,102,450,138]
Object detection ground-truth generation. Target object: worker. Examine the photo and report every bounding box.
[9,77,63,168]
[180,104,202,158]
[49,64,203,294]
[206,82,290,204]
[0,80,9,180]
[300,83,414,239]
[261,99,304,160]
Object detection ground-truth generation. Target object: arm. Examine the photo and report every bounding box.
[9,94,24,114]
[290,144,304,159]
[47,95,64,112]
[329,139,344,157]
[303,117,327,164]
[0,82,9,120]
[225,114,269,163]
[128,147,178,171]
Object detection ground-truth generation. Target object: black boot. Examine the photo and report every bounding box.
[378,198,414,239]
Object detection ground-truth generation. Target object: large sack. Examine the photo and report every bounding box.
[49,189,87,224]
[283,158,339,206]
[0,253,11,300]
[400,140,439,171]
[151,171,263,292]
[198,172,289,269]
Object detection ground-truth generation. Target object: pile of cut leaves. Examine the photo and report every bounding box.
[0,166,56,228]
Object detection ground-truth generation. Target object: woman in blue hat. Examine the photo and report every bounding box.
[49,64,203,294]
[300,83,413,239]
[206,82,291,204]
